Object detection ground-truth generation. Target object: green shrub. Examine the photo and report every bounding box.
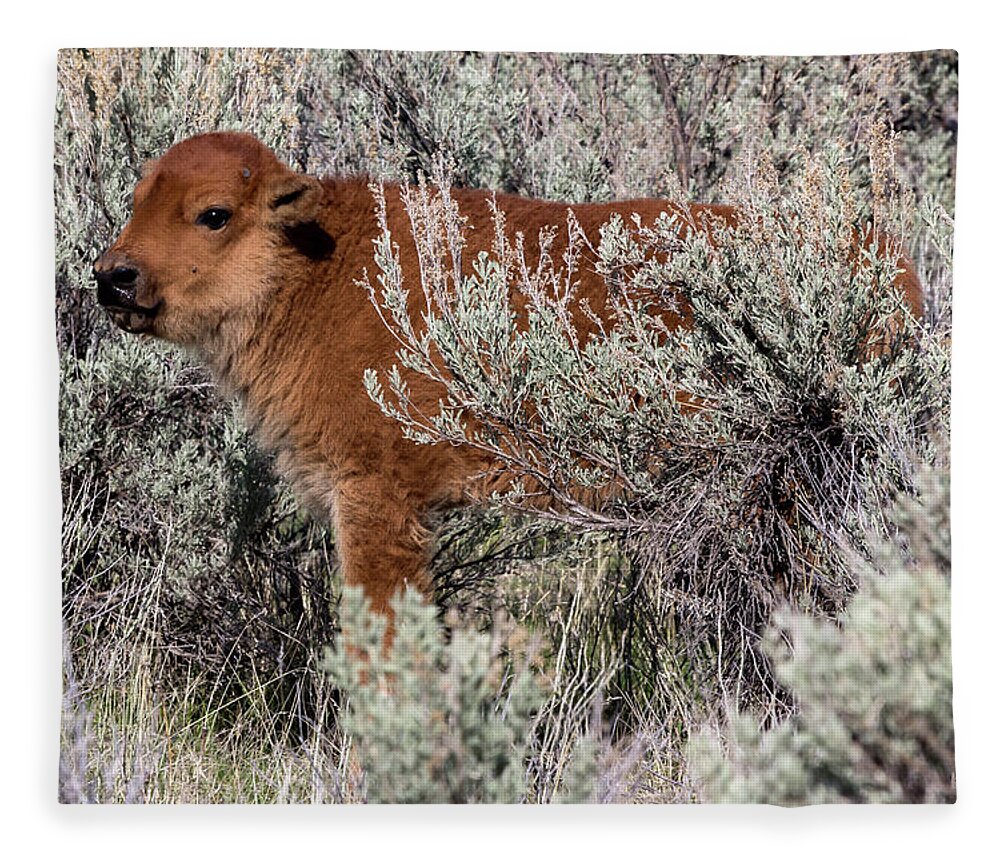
[363,137,950,715]
[324,586,606,803]
[59,334,338,740]
[687,468,953,804]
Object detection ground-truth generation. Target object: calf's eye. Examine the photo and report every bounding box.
[196,207,232,230]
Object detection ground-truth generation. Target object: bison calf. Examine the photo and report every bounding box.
[93,132,921,615]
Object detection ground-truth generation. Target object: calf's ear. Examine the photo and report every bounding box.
[262,170,323,228]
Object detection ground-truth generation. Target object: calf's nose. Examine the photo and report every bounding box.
[94,265,139,286]
[93,258,141,307]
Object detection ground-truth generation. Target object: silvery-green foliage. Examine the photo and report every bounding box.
[59,331,337,716]
[324,587,555,803]
[687,469,953,804]
[323,584,663,803]
[363,140,950,708]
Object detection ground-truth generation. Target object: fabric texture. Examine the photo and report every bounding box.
[56,49,955,804]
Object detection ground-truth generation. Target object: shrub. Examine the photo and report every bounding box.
[363,138,950,714]
[687,468,953,804]
[59,334,338,741]
[323,586,606,803]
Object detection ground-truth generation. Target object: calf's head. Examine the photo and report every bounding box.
[93,132,324,345]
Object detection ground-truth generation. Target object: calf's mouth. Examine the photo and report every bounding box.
[96,282,161,334]
[103,304,161,334]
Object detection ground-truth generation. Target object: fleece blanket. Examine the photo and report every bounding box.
[56,48,955,804]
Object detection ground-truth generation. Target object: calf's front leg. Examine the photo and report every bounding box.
[332,478,435,617]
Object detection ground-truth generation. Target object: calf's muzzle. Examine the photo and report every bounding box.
[93,254,160,332]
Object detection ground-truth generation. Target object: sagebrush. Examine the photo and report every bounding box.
[688,469,953,804]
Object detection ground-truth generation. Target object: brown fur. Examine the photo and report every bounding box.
[94,132,922,614]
